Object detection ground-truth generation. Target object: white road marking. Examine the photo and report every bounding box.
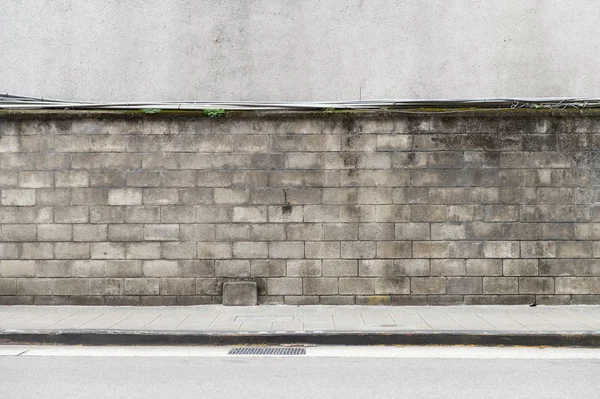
[1,345,600,359]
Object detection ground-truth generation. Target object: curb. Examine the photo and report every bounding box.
[1,330,600,347]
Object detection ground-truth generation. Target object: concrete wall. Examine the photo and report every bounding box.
[2,0,600,102]
[0,110,600,305]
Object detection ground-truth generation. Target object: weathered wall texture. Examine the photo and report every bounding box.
[1,110,600,305]
[2,0,600,101]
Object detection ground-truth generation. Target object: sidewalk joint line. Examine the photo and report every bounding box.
[173,314,191,330]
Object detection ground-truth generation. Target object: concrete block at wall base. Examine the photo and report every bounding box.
[222,281,258,306]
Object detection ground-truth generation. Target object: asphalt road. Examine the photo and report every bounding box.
[0,347,598,398]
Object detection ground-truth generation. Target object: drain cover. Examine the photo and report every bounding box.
[228,347,306,356]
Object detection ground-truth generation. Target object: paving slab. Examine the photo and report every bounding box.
[0,305,599,347]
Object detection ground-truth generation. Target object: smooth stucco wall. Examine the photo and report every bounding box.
[1,0,600,101]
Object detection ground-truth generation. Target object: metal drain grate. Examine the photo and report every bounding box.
[228,347,306,356]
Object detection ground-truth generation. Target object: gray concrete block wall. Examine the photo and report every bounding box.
[1,110,600,305]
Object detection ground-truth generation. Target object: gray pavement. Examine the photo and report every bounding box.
[1,305,600,333]
[1,351,599,399]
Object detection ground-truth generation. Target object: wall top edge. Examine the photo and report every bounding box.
[2,108,600,121]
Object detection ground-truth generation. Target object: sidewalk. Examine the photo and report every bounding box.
[1,305,600,347]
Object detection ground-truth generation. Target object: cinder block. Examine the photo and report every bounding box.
[376,241,411,259]
[359,223,395,240]
[181,224,215,241]
[37,189,70,205]
[483,241,520,258]
[0,244,19,260]
[71,189,108,205]
[214,188,249,204]
[143,188,179,205]
[73,224,107,242]
[215,260,250,277]
[287,260,322,277]
[394,259,430,276]
[286,188,322,204]
[197,242,232,259]
[556,241,592,258]
[269,242,304,259]
[267,278,302,295]
[215,224,250,241]
[412,242,449,258]
[53,278,89,296]
[411,205,448,222]
[339,278,374,295]
[143,260,179,277]
[374,277,410,295]
[160,206,195,223]
[232,242,268,259]
[377,135,411,151]
[323,260,357,277]
[0,136,19,152]
[89,171,124,187]
[17,279,53,295]
[108,188,142,205]
[466,259,502,276]
[160,278,196,296]
[91,243,126,260]
[108,224,144,242]
[126,171,161,187]
[144,224,179,241]
[429,259,465,276]
[251,224,286,241]
[555,277,591,294]
[20,243,54,260]
[519,277,555,294]
[304,205,339,222]
[107,260,142,277]
[90,206,125,223]
[180,260,214,277]
[357,188,393,204]
[483,277,519,294]
[55,171,89,188]
[358,259,395,276]
[446,277,483,294]
[250,188,285,204]
[395,223,430,240]
[161,242,197,259]
[287,223,323,240]
[222,281,258,306]
[19,171,53,188]
[55,243,90,259]
[520,241,556,258]
[36,260,71,277]
[1,189,35,206]
[251,260,286,277]
[126,207,160,223]
[341,241,376,259]
[431,223,467,240]
[89,278,122,295]
[54,206,89,223]
[124,278,159,295]
[305,242,340,259]
[322,223,356,240]
[411,277,446,294]
[232,206,267,223]
[0,279,17,295]
[268,205,304,223]
[303,278,338,295]
[503,259,538,276]
[449,241,483,258]
[70,260,106,277]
